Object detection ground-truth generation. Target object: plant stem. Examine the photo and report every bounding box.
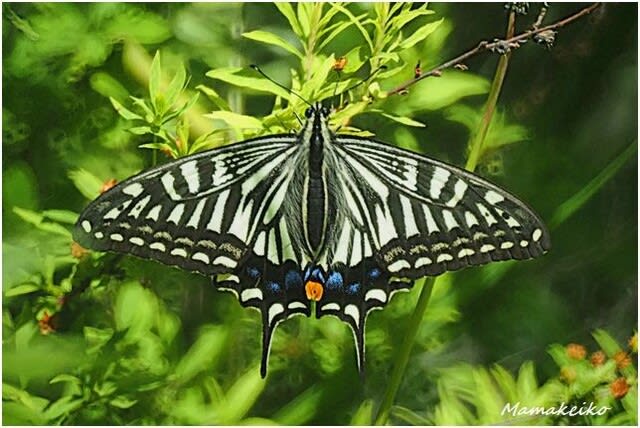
[374,277,436,425]
[465,11,516,172]
[374,10,518,427]
[549,140,638,229]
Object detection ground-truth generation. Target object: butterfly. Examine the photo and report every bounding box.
[73,103,550,377]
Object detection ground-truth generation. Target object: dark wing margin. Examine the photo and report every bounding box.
[333,135,551,279]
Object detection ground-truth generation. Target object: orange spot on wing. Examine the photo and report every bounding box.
[305,280,324,302]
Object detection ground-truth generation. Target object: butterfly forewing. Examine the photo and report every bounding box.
[74,135,299,275]
[331,136,550,278]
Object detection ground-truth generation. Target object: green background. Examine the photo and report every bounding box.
[3,3,637,425]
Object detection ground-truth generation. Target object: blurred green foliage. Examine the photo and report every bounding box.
[3,2,637,425]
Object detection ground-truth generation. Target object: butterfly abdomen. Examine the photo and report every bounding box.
[302,114,331,254]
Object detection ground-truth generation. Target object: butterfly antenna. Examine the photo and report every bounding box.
[250,64,313,108]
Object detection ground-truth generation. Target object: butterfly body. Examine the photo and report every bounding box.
[74,104,550,377]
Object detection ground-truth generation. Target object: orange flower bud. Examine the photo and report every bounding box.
[590,350,606,366]
[38,311,57,335]
[613,351,631,370]
[334,56,347,72]
[610,377,630,399]
[71,241,89,259]
[566,343,587,360]
[100,178,117,194]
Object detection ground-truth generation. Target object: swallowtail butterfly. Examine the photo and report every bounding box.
[74,103,550,377]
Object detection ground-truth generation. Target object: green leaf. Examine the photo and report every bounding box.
[173,326,229,384]
[114,281,159,338]
[304,55,336,99]
[273,385,322,425]
[109,97,142,121]
[447,105,529,156]
[217,366,265,424]
[207,67,291,100]
[12,207,71,238]
[37,222,72,238]
[550,141,637,229]
[317,15,364,52]
[381,112,426,127]
[350,399,374,425]
[174,92,200,117]
[2,383,49,424]
[83,326,114,351]
[42,209,78,224]
[390,5,434,31]
[110,395,138,409]
[4,283,40,297]
[296,2,313,38]
[205,111,263,131]
[129,126,153,135]
[331,3,374,52]
[197,84,231,111]
[164,62,187,109]
[490,365,518,402]
[103,7,171,44]
[49,374,81,386]
[130,96,155,120]
[89,72,129,102]
[139,142,176,158]
[516,361,539,398]
[68,169,107,200]
[11,206,42,225]
[242,30,303,59]
[393,71,490,112]
[341,45,366,74]
[317,2,344,31]
[398,18,443,50]
[149,50,162,111]
[275,2,304,38]
[592,329,624,356]
[43,396,84,421]
[241,417,279,426]
[177,116,190,155]
[391,405,431,425]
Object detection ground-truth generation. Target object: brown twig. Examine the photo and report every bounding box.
[387,2,602,96]
[533,3,549,29]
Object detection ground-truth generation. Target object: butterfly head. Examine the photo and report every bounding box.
[304,103,331,120]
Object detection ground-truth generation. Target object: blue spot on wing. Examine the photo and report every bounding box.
[368,268,382,280]
[247,267,261,279]
[309,267,325,283]
[326,272,344,291]
[285,270,303,290]
[347,283,360,295]
[267,282,282,293]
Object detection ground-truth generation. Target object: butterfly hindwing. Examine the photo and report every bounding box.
[215,216,313,378]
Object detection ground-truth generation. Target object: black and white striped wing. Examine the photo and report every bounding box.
[312,135,551,370]
[332,136,551,278]
[75,136,299,272]
[73,135,314,376]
